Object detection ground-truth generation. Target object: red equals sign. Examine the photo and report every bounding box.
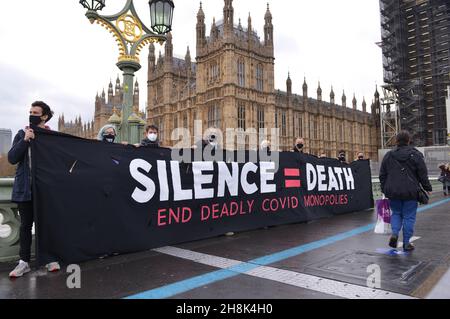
[284,168,301,188]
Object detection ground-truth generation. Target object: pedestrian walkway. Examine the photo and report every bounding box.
[1,196,449,299]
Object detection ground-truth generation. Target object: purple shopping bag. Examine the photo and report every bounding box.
[376,199,391,224]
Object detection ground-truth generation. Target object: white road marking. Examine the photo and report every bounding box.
[154,246,415,299]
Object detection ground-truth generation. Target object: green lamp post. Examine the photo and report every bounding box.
[79,0,174,144]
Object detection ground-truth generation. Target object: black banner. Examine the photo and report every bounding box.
[31,130,373,265]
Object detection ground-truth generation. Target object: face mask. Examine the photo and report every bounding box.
[358,156,364,160]
[148,133,158,142]
[103,135,115,143]
[339,155,346,161]
[30,115,43,126]
[297,144,304,149]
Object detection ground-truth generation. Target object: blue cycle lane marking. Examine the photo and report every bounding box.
[125,198,450,299]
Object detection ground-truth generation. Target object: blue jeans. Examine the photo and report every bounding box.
[389,200,418,247]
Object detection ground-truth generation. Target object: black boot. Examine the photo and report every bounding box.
[404,243,415,252]
[389,235,398,249]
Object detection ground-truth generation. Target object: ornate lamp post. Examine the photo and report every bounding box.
[79,0,174,143]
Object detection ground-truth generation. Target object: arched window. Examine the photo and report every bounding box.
[256,64,264,91]
[257,106,265,134]
[208,105,221,128]
[238,104,246,130]
[209,61,220,83]
[298,116,303,137]
[237,60,245,87]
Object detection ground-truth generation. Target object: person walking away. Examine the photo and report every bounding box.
[439,163,450,196]
[379,131,432,252]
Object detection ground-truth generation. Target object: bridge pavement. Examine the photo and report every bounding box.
[0,194,449,299]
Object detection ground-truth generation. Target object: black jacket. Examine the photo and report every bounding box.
[140,138,160,148]
[379,146,432,201]
[8,130,32,203]
[440,169,450,182]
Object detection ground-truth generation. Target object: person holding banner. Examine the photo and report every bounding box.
[140,125,161,148]
[97,125,118,144]
[7,101,61,278]
[379,131,432,252]
[292,138,305,153]
[338,150,347,164]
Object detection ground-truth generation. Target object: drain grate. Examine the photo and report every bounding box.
[305,251,429,290]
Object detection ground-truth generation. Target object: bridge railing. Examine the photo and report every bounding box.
[0,178,20,263]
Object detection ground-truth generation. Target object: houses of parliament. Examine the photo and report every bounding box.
[59,0,382,160]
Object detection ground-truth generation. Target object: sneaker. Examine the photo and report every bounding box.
[404,243,415,252]
[389,235,399,249]
[46,262,61,273]
[9,261,31,278]
[225,232,235,236]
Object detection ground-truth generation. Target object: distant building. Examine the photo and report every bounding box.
[58,75,141,140]
[147,0,381,159]
[0,129,12,155]
[60,0,382,159]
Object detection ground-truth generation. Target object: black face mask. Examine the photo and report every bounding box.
[339,155,346,161]
[103,135,116,143]
[30,115,43,126]
[297,144,304,149]
[358,156,364,160]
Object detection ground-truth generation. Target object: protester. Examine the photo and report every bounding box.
[97,125,117,143]
[379,131,432,252]
[357,152,365,161]
[439,163,450,196]
[260,140,271,155]
[8,101,61,278]
[140,125,161,148]
[195,131,222,156]
[338,150,347,164]
[292,138,305,153]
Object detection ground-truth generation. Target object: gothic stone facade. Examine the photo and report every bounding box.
[147,1,382,159]
[61,0,382,159]
[58,76,141,140]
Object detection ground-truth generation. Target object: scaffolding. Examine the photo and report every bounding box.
[380,85,401,149]
[379,0,450,146]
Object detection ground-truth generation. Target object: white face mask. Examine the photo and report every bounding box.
[148,133,158,142]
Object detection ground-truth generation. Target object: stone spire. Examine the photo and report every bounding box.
[197,2,206,49]
[264,3,273,47]
[223,0,234,34]
[303,77,308,98]
[317,82,322,101]
[286,73,292,96]
[330,86,335,104]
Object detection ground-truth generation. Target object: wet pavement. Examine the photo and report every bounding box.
[1,194,449,299]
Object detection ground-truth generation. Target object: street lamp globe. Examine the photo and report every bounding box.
[149,0,175,34]
[79,0,106,11]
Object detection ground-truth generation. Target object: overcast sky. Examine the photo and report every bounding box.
[0,0,383,138]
